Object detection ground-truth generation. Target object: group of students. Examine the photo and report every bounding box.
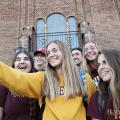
[0,40,119,120]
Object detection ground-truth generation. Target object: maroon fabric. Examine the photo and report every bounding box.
[90,68,98,79]
[88,91,120,120]
[0,86,30,120]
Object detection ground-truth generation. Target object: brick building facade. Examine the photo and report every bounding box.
[0,0,120,64]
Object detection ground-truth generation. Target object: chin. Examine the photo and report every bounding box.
[102,77,110,82]
[50,64,57,67]
[89,58,96,61]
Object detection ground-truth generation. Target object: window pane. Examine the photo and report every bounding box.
[47,13,66,42]
[68,17,78,48]
[47,13,66,33]
[36,19,45,49]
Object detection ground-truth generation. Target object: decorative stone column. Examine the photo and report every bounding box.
[19,26,33,50]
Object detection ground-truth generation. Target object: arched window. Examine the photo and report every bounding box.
[36,19,45,48]
[47,13,66,33]
[68,16,76,31]
[47,13,66,42]
[36,13,79,49]
[68,16,78,48]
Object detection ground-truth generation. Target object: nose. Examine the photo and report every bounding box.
[73,55,78,60]
[87,48,92,53]
[20,59,25,63]
[37,56,42,59]
[20,59,24,63]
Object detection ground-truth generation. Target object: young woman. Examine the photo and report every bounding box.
[0,40,96,120]
[88,49,120,120]
[82,41,100,86]
[0,48,39,120]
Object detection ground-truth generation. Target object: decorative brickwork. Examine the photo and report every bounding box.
[0,0,120,64]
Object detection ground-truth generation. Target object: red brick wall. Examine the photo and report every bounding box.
[0,0,120,64]
[0,1,19,64]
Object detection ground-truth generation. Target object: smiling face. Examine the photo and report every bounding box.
[72,49,82,66]
[84,42,99,61]
[97,54,113,82]
[14,53,32,73]
[47,42,63,69]
[34,53,46,71]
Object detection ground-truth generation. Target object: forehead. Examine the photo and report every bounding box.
[97,54,106,63]
[47,42,59,51]
[72,50,81,54]
[16,53,28,58]
[85,42,96,48]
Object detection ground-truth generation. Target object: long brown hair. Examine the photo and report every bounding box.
[98,49,120,110]
[43,40,85,101]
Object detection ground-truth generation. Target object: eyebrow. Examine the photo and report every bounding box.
[16,56,29,59]
[47,47,58,51]
[24,57,29,58]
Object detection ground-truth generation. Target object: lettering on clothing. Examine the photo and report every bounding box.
[60,86,64,95]
[10,91,25,97]
[56,86,64,96]
[107,108,120,119]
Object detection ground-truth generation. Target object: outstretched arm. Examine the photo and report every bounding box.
[0,62,45,98]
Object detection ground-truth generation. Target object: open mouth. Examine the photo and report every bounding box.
[99,71,109,77]
[36,61,45,65]
[18,64,27,70]
[87,52,96,57]
[49,57,58,62]
[74,58,79,61]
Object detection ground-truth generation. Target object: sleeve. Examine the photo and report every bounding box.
[0,62,45,98]
[85,73,96,103]
[0,86,8,106]
[87,91,102,119]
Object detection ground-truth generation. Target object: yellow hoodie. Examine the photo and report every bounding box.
[0,62,96,120]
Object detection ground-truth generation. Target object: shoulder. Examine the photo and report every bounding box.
[85,72,96,87]
[84,72,92,81]
[89,91,99,107]
[90,91,99,100]
[80,71,91,81]
[88,91,101,119]
[0,86,9,106]
[80,71,96,92]
[0,86,8,94]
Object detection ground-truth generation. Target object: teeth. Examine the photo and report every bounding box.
[87,52,96,56]
[50,60,56,63]
[18,64,27,69]
[101,72,106,76]
[50,58,57,62]
[19,67,27,69]
[88,54,94,57]
[100,71,108,76]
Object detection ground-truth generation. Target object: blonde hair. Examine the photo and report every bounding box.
[44,40,85,101]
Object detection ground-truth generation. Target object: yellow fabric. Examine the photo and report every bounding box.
[58,74,64,85]
[85,73,96,103]
[43,96,86,120]
[0,62,45,98]
[0,62,96,120]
